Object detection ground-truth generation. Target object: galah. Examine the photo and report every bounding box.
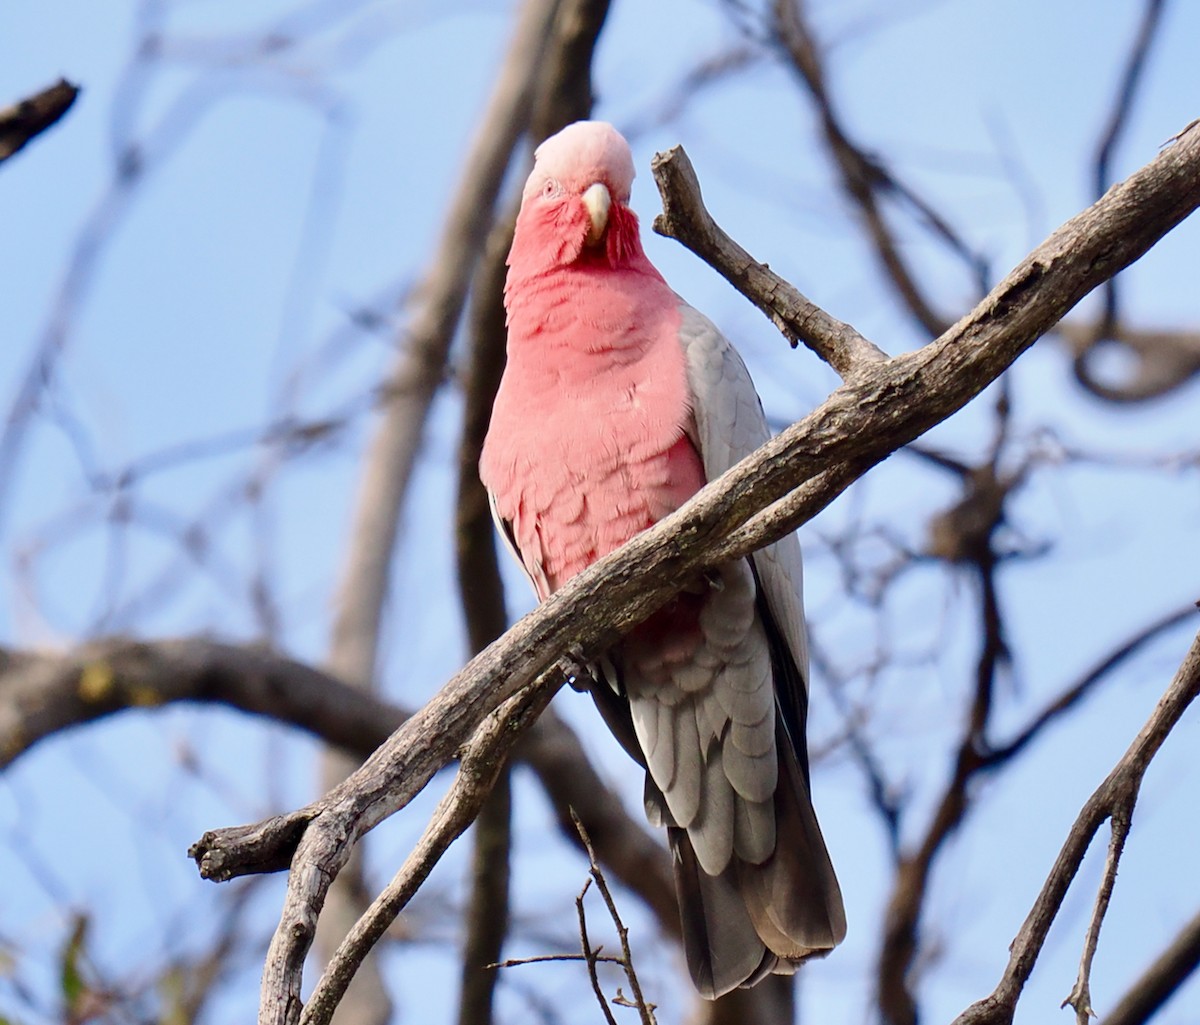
[479,120,845,998]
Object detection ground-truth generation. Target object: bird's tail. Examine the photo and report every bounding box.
[668,723,845,1000]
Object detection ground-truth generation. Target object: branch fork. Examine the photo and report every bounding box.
[189,122,1200,1025]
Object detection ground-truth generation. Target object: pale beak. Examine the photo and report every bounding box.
[582,182,611,246]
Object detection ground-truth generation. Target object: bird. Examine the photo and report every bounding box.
[479,120,845,999]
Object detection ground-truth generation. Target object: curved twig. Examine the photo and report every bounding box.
[952,627,1200,1025]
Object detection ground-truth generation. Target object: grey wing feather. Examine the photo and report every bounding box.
[676,303,810,681]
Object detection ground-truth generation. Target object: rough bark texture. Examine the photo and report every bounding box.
[185,121,1200,1025]
[951,626,1200,1025]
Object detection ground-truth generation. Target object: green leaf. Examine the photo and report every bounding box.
[58,913,90,1012]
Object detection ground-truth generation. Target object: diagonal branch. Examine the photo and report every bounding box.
[951,626,1200,1025]
[187,119,1200,1024]
[651,145,887,378]
[1062,805,1133,1024]
[986,602,1197,765]
[769,0,951,336]
[0,79,79,164]
[1098,906,1200,1025]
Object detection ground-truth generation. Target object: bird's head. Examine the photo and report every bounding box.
[510,120,644,274]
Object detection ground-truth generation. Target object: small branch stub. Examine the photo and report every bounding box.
[0,79,79,163]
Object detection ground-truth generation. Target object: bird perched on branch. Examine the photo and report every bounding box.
[480,120,844,998]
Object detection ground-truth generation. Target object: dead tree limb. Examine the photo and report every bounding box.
[951,626,1200,1025]
[0,79,78,164]
[188,120,1200,1025]
[1099,906,1200,1025]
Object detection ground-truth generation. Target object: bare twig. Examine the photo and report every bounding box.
[299,681,557,1025]
[952,627,1200,1025]
[573,811,656,1025]
[0,79,79,163]
[490,953,625,969]
[651,145,887,378]
[577,877,621,1025]
[768,0,950,336]
[1099,906,1200,1025]
[1062,805,1134,1024]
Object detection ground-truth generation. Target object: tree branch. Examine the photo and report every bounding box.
[951,625,1200,1025]
[1062,805,1133,1023]
[0,79,79,164]
[651,144,888,378]
[1099,906,1200,1025]
[188,119,1200,1024]
[298,682,556,1025]
[0,637,404,770]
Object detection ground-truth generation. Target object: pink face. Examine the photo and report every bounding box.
[522,120,636,208]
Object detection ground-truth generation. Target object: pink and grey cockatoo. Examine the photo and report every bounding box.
[479,121,845,998]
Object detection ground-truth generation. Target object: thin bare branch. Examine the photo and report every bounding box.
[1093,0,1169,336]
[188,119,1200,1025]
[652,144,887,378]
[952,626,1200,1025]
[0,79,79,163]
[768,0,950,336]
[986,603,1198,765]
[576,876,621,1025]
[1099,906,1200,1025]
[1062,805,1133,1024]
[573,812,657,1025]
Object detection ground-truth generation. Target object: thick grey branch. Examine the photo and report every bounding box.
[0,637,403,771]
[187,119,1200,1023]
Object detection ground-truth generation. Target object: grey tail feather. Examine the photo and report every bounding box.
[669,827,777,999]
[737,719,846,960]
[671,728,845,999]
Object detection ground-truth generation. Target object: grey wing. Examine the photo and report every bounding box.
[676,303,810,681]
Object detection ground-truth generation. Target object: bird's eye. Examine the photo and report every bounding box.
[541,178,559,198]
